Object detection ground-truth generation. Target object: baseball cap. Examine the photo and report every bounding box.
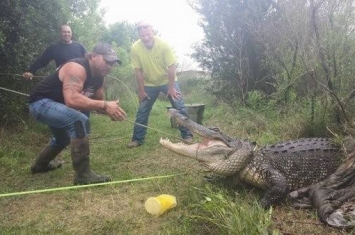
[93,43,122,65]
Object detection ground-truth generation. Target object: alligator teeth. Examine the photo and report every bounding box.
[160,137,191,146]
[160,137,172,143]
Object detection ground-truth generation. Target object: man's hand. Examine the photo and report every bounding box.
[139,90,150,102]
[22,72,34,80]
[167,87,181,101]
[105,100,127,121]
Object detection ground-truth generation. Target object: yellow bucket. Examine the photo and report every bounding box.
[144,194,177,215]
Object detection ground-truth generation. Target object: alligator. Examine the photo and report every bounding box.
[160,108,355,228]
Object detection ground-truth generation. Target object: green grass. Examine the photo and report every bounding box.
[0,80,351,235]
[184,186,276,235]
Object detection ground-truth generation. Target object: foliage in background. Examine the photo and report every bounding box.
[191,0,274,104]
[191,0,355,127]
[257,0,355,124]
[101,21,139,51]
[0,0,64,125]
[64,0,106,51]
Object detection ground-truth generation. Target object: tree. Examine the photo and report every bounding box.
[0,0,66,125]
[259,0,355,122]
[191,0,273,104]
[102,21,138,51]
[191,0,355,125]
[0,0,107,126]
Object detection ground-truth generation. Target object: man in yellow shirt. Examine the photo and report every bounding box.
[127,22,193,148]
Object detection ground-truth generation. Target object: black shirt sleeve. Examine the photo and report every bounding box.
[28,45,55,74]
[80,43,88,55]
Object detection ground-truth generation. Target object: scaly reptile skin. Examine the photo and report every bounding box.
[160,109,342,208]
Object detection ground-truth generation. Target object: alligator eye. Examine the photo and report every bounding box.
[208,127,220,132]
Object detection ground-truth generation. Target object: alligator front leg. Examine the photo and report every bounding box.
[207,147,253,176]
[260,165,288,208]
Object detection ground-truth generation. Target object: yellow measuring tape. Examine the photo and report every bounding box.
[0,173,184,198]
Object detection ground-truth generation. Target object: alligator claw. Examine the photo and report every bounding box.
[204,175,220,183]
[327,209,355,228]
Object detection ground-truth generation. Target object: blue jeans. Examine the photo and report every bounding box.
[29,98,90,149]
[132,83,192,143]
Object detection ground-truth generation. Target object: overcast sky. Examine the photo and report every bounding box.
[99,0,205,69]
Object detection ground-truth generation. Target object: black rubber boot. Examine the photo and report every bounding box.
[31,145,63,174]
[71,137,111,185]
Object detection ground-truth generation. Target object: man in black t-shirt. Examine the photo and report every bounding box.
[23,24,87,80]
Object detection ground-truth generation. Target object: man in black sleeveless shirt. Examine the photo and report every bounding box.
[28,43,126,185]
[22,24,87,80]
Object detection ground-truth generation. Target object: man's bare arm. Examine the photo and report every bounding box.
[166,64,180,100]
[60,62,126,121]
[61,62,103,111]
[135,68,148,101]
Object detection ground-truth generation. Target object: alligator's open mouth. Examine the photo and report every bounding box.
[166,108,231,145]
[160,108,235,162]
[160,137,228,150]
[159,136,232,161]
